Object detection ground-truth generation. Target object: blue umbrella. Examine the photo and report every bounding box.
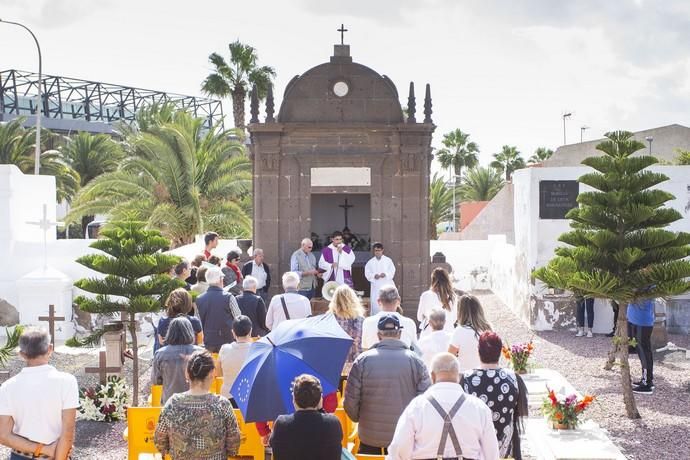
[231,312,353,422]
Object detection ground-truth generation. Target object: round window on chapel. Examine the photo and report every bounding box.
[333,81,349,97]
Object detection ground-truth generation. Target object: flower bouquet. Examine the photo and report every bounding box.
[78,376,129,422]
[542,388,595,430]
[501,340,534,374]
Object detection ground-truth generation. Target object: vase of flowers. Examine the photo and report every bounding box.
[542,388,595,430]
[78,376,129,422]
[501,340,534,374]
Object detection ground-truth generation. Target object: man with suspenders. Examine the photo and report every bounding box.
[387,353,500,460]
[265,272,312,330]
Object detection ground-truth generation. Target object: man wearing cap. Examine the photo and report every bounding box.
[344,313,431,456]
[361,285,420,352]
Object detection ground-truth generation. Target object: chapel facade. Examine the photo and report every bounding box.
[247,43,435,314]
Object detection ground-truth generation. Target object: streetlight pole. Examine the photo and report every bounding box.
[0,19,42,174]
[562,112,572,145]
[580,125,589,143]
[645,136,653,155]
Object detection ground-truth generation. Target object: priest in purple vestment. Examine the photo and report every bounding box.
[318,231,356,287]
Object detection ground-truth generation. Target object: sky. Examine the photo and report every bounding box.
[2,0,690,172]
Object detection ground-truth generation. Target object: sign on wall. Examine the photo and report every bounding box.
[539,180,579,219]
[311,167,371,187]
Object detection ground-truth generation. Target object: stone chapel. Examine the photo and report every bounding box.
[247,42,435,314]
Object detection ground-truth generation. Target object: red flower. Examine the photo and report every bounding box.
[548,389,558,406]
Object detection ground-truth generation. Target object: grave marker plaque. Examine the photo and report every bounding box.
[539,180,579,219]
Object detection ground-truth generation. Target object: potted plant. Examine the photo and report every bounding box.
[501,340,534,374]
[542,388,595,430]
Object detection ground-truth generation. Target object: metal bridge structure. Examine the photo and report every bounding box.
[0,69,224,134]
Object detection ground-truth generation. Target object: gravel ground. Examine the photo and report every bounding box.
[0,345,153,460]
[1,291,688,459]
[477,290,690,459]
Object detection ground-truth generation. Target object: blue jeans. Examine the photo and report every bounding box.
[576,298,594,328]
[298,289,314,299]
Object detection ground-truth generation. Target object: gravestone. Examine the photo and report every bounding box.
[248,37,435,314]
[539,180,579,219]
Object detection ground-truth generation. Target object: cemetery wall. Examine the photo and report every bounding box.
[509,165,690,331]
[430,239,495,291]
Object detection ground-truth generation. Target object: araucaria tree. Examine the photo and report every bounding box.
[73,222,182,406]
[534,131,690,419]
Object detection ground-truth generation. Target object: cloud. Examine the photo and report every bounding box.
[296,0,441,25]
[0,0,112,28]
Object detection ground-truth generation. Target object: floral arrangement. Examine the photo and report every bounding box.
[542,388,595,429]
[501,340,534,373]
[78,376,129,422]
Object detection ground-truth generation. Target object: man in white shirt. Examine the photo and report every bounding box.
[241,248,271,304]
[361,285,419,352]
[265,272,312,330]
[0,328,78,460]
[387,352,499,460]
[364,243,396,315]
[418,309,451,370]
[218,316,254,402]
[318,231,356,287]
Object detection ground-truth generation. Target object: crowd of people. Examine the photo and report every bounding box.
[142,231,531,459]
[0,230,656,460]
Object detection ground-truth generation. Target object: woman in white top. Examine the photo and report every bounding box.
[448,294,493,373]
[417,267,458,337]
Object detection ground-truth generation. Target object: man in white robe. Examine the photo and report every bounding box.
[364,242,396,315]
[318,231,356,287]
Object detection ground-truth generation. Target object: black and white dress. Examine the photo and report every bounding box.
[462,367,519,458]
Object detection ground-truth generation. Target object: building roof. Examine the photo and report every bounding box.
[543,124,690,167]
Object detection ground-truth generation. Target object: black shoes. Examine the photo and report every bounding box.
[606,330,615,337]
[632,383,654,394]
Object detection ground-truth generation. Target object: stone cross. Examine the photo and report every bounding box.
[85,351,122,384]
[26,204,63,269]
[339,198,354,227]
[38,304,64,346]
[338,24,348,45]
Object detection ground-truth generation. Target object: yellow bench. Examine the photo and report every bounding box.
[148,378,224,407]
[124,406,264,460]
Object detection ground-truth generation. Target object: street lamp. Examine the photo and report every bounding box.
[0,19,42,174]
[562,112,572,145]
[645,136,653,155]
[580,125,589,143]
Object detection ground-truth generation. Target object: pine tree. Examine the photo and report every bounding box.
[72,221,182,406]
[534,131,690,419]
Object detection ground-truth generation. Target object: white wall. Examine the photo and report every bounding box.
[503,165,690,331]
[430,238,498,291]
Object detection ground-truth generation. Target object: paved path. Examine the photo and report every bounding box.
[477,290,690,459]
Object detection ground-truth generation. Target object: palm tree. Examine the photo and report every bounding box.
[429,173,454,239]
[491,145,526,181]
[67,110,252,247]
[60,132,125,233]
[458,166,505,202]
[435,129,479,186]
[0,118,79,203]
[528,147,554,165]
[201,40,276,129]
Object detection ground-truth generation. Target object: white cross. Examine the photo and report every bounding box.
[26,204,63,269]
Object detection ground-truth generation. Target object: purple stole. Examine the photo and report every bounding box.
[322,245,353,287]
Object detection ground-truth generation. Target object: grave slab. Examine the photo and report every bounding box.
[525,417,626,460]
[521,368,580,407]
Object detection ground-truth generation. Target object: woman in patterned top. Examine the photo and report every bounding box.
[154,350,241,460]
[329,285,365,364]
[460,332,528,460]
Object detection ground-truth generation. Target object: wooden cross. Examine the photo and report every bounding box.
[339,198,354,227]
[85,351,121,384]
[26,204,63,269]
[338,24,348,45]
[38,304,65,346]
